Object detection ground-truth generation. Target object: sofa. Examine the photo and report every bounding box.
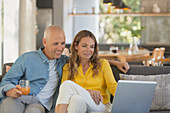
[112,65,170,113]
[1,63,170,113]
[0,63,13,82]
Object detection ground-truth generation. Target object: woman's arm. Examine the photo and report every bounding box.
[102,60,117,96]
[108,60,130,73]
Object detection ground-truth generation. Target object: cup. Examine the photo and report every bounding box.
[110,46,118,53]
[19,80,30,95]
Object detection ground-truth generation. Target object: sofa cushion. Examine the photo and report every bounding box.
[120,74,170,111]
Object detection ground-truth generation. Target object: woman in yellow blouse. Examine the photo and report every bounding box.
[55,30,117,113]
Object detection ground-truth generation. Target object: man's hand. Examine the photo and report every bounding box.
[86,89,103,105]
[6,85,22,98]
[116,62,130,73]
[62,48,70,56]
[108,60,130,73]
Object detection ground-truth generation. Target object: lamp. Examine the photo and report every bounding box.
[113,1,131,11]
[103,0,113,13]
[112,0,123,7]
[121,2,131,10]
[103,0,113,4]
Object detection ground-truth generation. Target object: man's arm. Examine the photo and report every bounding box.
[108,60,130,73]
[0,55,25,99]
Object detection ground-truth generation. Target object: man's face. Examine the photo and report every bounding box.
[43,30,65,60]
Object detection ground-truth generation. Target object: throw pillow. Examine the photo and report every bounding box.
[120,74,170,110]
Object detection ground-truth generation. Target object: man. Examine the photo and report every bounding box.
[0,25,129,113]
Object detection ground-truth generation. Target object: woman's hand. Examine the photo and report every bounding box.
[86,89,103,105]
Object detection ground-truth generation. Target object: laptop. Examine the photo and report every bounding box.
[111,80,157,113]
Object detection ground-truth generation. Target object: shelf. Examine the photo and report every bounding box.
[69,13,170,16]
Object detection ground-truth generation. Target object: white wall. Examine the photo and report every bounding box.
[53,0,99,44]
[73,0,99,42]
[63,0,73,44]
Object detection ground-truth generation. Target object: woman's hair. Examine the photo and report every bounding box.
[68,30,101,80]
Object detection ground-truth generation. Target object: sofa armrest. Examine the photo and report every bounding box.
[111,66,121,82]
[0,63,14,82]
[0,75,2,82]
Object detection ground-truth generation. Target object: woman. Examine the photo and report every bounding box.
[55,30,117,113]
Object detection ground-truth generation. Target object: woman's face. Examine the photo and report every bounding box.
[75,36,95,61]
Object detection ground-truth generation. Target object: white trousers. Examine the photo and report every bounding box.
[56,80,111,113]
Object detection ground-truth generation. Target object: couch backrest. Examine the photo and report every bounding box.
[0,63,13,82]
[126,66,170,75]
[110,66,170,82]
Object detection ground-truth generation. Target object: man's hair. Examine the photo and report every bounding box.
[43,25,64,40]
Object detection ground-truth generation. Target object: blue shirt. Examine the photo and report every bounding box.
[36,59,60,110]
[0,47,68,113]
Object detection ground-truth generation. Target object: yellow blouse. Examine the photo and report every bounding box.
[61,59,117,104]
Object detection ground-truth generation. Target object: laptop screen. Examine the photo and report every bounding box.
[111,80,157,113]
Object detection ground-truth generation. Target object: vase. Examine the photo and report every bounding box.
[128,37,139,54]
[152,3,161,13]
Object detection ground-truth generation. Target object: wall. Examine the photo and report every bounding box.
[73,0,99,42]
[141,0,170,44]
[53,0,64,28]
[63,0,74,44]
[53,0,99,44]
[0,0,36,74]
[53,0,74,44]
[36,9,52,49]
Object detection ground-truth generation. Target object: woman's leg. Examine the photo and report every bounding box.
[67,95,86,113]
[55,80,110,113]
[55,95,86,113]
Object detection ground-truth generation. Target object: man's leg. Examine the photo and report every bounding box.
[0,97,25,113]
[24,103,45,113]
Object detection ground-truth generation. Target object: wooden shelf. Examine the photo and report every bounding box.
[69,13,170,16]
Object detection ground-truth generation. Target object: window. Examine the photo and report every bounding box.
[99,0,141,44]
